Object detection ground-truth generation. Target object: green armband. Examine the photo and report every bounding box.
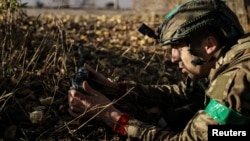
[205,99,250,125]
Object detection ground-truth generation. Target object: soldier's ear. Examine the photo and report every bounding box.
[205,36,218,55]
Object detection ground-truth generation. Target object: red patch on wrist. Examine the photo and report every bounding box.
[113,113,132,135]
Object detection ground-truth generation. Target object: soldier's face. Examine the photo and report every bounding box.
[170,40,214,79]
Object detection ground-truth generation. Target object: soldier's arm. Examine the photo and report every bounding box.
[113,111,217,141]
[112,68,250,140]
[123,80,190,108]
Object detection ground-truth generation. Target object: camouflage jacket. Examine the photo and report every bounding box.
[122,34,250,141]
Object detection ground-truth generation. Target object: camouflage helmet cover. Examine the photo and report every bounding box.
[159,0,244,45]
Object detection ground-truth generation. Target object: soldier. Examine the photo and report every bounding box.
[68,0,250,140]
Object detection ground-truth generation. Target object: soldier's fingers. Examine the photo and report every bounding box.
[84,64,96,74]
[82,81,100,96]
[68,88,86,100]
[68,109,81,117]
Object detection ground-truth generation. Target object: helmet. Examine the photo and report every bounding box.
[159,0,244,46]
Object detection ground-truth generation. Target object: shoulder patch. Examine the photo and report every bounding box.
[207,71,236,100]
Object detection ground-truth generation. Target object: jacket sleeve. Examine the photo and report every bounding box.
[124,110,218,141]
[126,80,190,109]
[122,78,207,130]
[121,66,250,141]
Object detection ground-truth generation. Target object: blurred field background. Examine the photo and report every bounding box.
[0,0,250,140]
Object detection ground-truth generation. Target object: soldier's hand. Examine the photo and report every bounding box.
[68,81,122,127]
[84,64,120,89]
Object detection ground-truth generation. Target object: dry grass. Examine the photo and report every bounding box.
[0,5,176,141]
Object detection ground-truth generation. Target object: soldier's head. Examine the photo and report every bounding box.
[158,0,244,79]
